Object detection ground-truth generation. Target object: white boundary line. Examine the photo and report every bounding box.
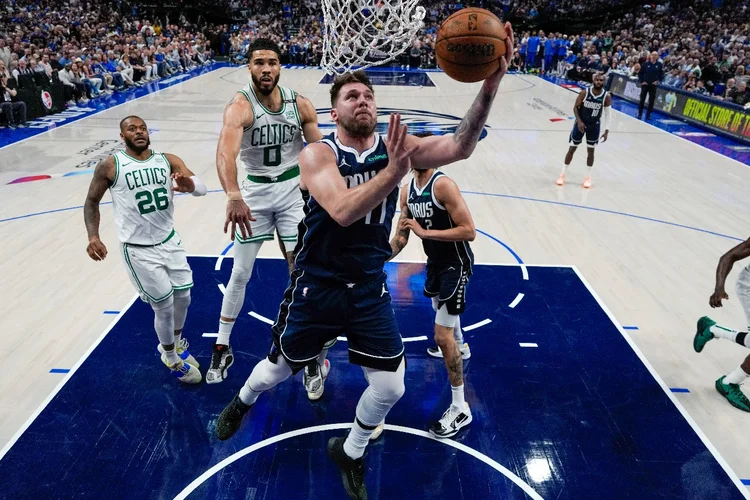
[248,311,274,325]
[0,294,139,461]
[571,265,750,497]
[173,422,545,500]
[533,75,750,171]
[508,292,525,309]
[0,65,227,153]
[463,318,492,331]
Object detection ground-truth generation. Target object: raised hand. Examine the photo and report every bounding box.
[171,172,195,193]
[386,113,419,178]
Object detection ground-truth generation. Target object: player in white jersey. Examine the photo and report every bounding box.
[209,38,324,389]
[84,115,208,384]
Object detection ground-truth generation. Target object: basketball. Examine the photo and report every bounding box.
[435,8,507,83]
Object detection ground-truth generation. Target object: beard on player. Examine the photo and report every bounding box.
[124,135,151,154]
[339,109,377,138]
[252,72,280,96]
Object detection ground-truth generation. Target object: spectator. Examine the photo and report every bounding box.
[1,73,27,128]
[638,51,664,120]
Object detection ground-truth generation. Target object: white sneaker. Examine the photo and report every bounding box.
[429,402,472,439]
[303,359,330,401]
[158,338,199,368]
[161,352,201,384]
[206,344,234,384]
[427,343,471,360]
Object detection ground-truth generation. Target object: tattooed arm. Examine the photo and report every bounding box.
[406,22,514,170]
[84,156,115,261]
[388,187,412,260]
[217,92,256,240]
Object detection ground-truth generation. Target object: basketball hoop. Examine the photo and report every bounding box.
[321,0,426,75]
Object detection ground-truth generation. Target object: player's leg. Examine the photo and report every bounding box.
[646,85,657,119]
[696,266,750,411]
[581,122,599,188]
[153,236,200,369]
[558,124,581,185]
[329,275,405,499]
[272,180,333,399]
[430,267,472,438]
[216,271,344,439]
[427,297,470,359]
[121,243,200,383]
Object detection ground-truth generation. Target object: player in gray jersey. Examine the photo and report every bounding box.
[83,116,208,384]
[209,39,325,390]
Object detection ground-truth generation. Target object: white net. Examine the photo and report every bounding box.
[321,0,426,75]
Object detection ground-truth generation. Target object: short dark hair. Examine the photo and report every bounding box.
[247,38,281,60]
[120,115,145,131]
[330,70,374,107]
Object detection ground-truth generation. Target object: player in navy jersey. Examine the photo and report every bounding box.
[557,72,612,188]
[215,22,513,500]
[389,165,476,438]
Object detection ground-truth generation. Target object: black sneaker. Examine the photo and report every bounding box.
[206,344,234,384]
[327,437,367,500]
[216,394,252,440]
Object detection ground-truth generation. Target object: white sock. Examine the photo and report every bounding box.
[451,384,465,409]
[586,166,593,178]
[217,320,234,346]
[343,419,375,459]
[239,357,293,405]
[163,346,180,364]
[560,164,569,176]
[317,348,328,367]
[710,324,739,341]
[725,365,750,385]
[174,331,182,345]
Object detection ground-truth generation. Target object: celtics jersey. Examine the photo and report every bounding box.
[237,84,304,178]
[110,150,174,245]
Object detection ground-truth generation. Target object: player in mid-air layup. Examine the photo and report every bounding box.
[556,71,611,188]
[389,165,476,438]
[84,116,207,384]
[211,39,325,393]
[694,236,750,412]
[215,23,514,500]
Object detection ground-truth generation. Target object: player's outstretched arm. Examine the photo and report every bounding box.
[388,187,412,260]
[296,94,324,144]
[83,156,115,261]
[403,176,476,242]
[300,114,417,227]
[573,89,586,132]
[406,22,514,170]
[165,153,207,196]
[710,237,750,308]
[217,94,256,240]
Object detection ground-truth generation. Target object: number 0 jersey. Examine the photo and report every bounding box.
[110,150,175,245]
[294,132,397,283]
[237,84,304,178]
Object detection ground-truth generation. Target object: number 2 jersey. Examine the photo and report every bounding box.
[237,83,304,177]
[406,170,474,272]
[110,149,175,245]
[294,132,397,283]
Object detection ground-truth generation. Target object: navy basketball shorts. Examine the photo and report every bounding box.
[269,269,404,372]
[423,262,470,315]
[569,120,601,148]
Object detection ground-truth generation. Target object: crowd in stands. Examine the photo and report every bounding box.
[3,0,750,129]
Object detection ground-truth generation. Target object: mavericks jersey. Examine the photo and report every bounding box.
[238,84,304,178]
[407,171,474,271]
[110,150,174,245]
[294,132,397,282]
[579,87,608,124]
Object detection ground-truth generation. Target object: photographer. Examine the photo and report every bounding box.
[0,74,27,129]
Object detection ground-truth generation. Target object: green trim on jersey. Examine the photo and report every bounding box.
[121,150,156,163]
[111,154,120,187]
[250,84,287,116]
[238,89,252,102]
[172,282,194,291]
[291,90,303,129]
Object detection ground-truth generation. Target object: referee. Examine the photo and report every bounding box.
[638,51,664,120]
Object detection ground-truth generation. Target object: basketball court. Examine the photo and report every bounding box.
[1,63,749,499]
